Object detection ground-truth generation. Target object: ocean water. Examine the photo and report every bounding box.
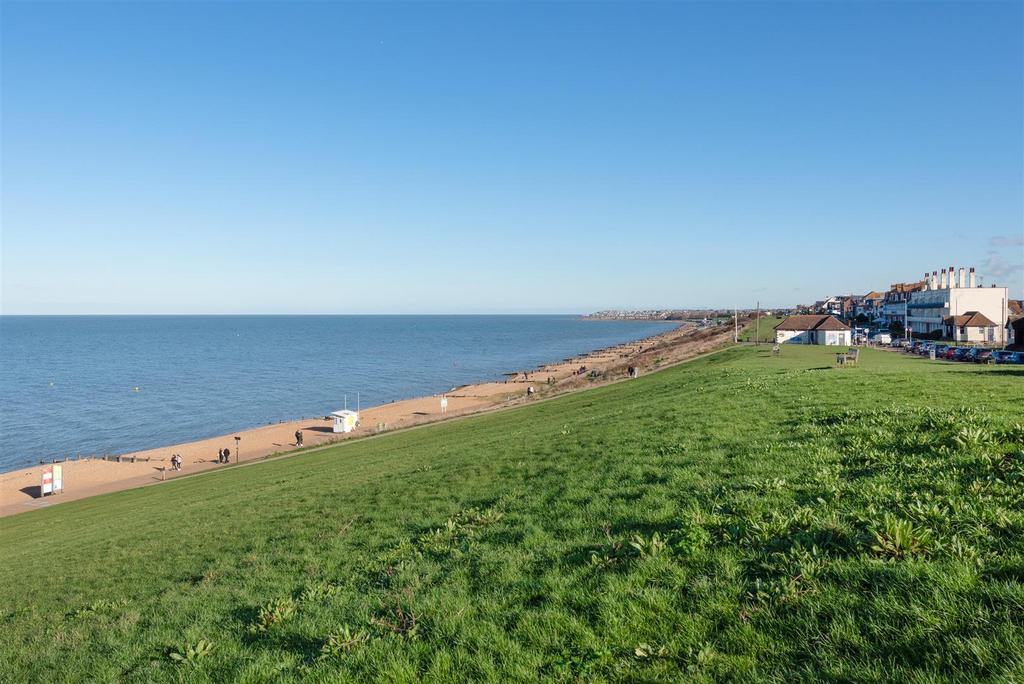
[0,315,676,472]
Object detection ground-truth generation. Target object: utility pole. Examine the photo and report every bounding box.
[734,308,738,343]
[755,301,761,345]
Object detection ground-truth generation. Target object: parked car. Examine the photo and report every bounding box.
[991,350,1022,364]
[890,338,908,348]
[951,347,971,361]
[908,341,923,354]
[943,347,959,360]
[933,344,949,358]
[918,343,936,356]
[873,333,892,345]
[973,349,994,364]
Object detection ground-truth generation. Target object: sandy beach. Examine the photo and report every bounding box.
[0,320,743,518]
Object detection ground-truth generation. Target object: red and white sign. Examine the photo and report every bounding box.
[41,467,53,495]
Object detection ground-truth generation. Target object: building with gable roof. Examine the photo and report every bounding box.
[774,315,852,346]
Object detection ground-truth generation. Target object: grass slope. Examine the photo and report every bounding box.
[1,347,1023,682]
[739,316,783,343]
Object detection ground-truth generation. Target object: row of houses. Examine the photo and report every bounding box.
[781,263,1021,347]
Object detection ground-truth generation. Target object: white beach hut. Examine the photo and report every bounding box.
[330,410,360,433]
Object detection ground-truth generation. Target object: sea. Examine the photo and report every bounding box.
[0,315,677,473]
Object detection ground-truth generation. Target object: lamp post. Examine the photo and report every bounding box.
[234,436,240,464]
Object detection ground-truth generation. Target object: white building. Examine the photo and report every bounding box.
[907,265,1009,343]
[775,315,852,346]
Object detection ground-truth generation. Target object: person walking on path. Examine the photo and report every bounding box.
[217,448,224,463]
[295,430,303,447]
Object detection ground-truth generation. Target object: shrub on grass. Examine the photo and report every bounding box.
[248,597,298,634]
[167,640,214,665]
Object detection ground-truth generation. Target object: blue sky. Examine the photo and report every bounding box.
[2,1,1021,314]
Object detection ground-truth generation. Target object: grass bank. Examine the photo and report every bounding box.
[738,316,783,343]
[1,346,1022,681]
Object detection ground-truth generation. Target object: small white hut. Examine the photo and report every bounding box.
[330,410,360,433]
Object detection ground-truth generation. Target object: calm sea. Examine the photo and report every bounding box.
[0,315,676,472]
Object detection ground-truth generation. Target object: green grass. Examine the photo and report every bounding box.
[1,346,1023,682]
[739,316,783,343]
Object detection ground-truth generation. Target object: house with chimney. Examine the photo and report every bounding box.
[775,315,852,346]
[908,265,1009,343]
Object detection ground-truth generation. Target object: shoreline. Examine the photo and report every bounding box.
[0,320,743,518]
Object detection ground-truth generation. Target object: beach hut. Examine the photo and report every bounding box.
[330,410,360,433]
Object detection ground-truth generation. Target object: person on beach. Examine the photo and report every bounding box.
[295,430,303,447]
[223,448,230,463]
[171,454,182,471]
[527,386,535,397]
[217,448,224,463]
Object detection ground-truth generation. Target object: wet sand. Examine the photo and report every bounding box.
[0,320,742,518]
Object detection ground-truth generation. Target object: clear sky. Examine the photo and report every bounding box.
[1,1,1021,314]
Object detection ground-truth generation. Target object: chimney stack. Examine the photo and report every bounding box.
[932,271,938,290]
[958,267,965,288]
[969,267,976,288]
[939,269,947,289]
[948,266,955,289]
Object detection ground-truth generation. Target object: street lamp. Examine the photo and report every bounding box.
[234,436,241,463]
